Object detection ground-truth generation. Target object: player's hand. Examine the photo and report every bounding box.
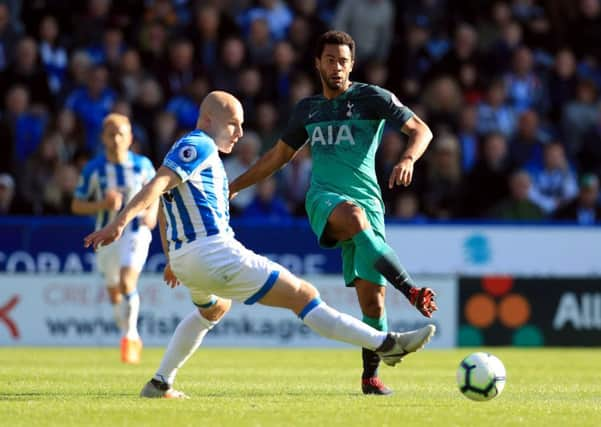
[388,156,414,188]
[83,222,124,250]
[163,264,180,288]
[104,189,123,211]
[408,287,438,318]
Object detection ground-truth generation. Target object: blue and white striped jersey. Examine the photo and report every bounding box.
[74,152,156,231]
[161,129,232,250]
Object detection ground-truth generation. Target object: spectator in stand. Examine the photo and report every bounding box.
[476,78,517,137]
[477,1,514,53]
[430,23,481,83]
[390,192,426,223]
[421,76,463,133]
[332,0,394,67]
[0,36,53,108]
[561,78,599,159]
[224,131,261,216]
[579,106,601,179]
[0,173,31,215]
[569,0,601,61]
[504,45,547,113]
[236,67,263,128]
[138,21,169,77]
[456,105,480,173]
[186,4,238,71]
[390,15,434,101]
[212,37,247,95]
[553,173,601,224]
[118,49,147,103]
[53,108,86,164]
[132,78,164,159]
[547,48,578,124]
[421,134,463,219]
[376,129,407,213]
[529,142,579,214]
[86,26,126,69]
[246,17,274,66]
[3,84,48,172]
[152,111,178,163]
[254,101,280,152]
[74,0,114,46]
[21,130,62,214]
[489,169,545,220]
[166,75,210,130]
[38,15,68,96]
[159,38,202,99]
[288,0,327,69]
[460,132,511,218]
[64,64,116,153]
[58,50,93,104]
[143,0,179,32]
[509,109,546,173]
[261,40,298,107]
[486,20,523,77]
[43,163,79,215]
[237,0,293,42]
[280,144,312,216]
[0,2,22,71]
[242,175,291,221]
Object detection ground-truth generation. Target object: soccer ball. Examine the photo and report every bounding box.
[456,352,506,401]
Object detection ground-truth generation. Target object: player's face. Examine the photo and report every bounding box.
[213,104,244,154]
[316,44,354,92]
[102,121,132,155]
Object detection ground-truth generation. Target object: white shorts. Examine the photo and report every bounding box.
[96,226,152,286]
[169,234,283,307]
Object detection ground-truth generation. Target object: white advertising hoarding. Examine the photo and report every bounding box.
[0,274,456,348]
[388,225,601,276]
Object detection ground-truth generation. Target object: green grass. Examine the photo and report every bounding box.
[0,348,600,427]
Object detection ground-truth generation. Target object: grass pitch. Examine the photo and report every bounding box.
[0,347,599,427]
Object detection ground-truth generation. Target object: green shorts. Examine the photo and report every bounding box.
[305,189,387,287]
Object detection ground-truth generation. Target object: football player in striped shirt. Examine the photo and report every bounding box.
[72,113,158,364]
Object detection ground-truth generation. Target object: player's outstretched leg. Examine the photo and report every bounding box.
[257,271,436,372]
[140,298,230,399]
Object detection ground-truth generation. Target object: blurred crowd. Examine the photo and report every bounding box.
[0,0,600,224]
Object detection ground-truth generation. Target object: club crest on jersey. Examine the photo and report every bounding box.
[310,124,355,146]
[346,101,354,117]
[178,145,198,162]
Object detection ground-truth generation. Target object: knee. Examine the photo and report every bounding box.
[345,205,369,233]
[199,298,231,322]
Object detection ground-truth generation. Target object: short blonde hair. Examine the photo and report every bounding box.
[103,113,131,129]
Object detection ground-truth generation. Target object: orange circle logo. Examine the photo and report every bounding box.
[465,293,496,327]
[498,294,530,328]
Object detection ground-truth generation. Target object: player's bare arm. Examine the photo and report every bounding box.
[158,200,179,288]
[71,188,123,215]
[141,199,160,229]
[84,166,180,249]
[228,140,297,199]
[388,115,433,189]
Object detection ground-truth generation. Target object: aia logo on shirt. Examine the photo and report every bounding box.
[310,124,356,146]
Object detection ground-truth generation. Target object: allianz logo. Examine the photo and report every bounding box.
[553,292,601,330]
